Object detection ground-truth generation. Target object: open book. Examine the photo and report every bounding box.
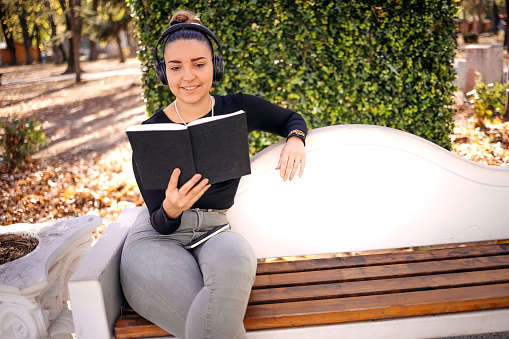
[126,110,251,190]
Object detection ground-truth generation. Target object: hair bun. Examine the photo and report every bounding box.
[170,10,203,26]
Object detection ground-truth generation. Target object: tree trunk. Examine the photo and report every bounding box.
[477,0,484,34]
[126,25,137,56]
[115,29,125,63]
[18,6,33,65]
[89,0,99,61]
[45,0,62,64]
[58,0,80,74]
[506,0,509,51]
[33,24,42,62]
[59,44,68,63]
[491,1,499,33]
[69,0,82,82]
[0,4,17,65]
[89,41,97,61]
[462,2,467,34]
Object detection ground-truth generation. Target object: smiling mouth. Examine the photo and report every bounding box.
[182,86,199,90]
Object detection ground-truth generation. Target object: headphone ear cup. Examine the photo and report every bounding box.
[213,55,224,82]
[155,59,168,86]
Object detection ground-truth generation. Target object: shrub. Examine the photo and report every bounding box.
[127,0,457,151]
[463,32,479,43]
[466,74,508,129]
[0,116,47,173]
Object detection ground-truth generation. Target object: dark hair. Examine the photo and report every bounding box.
[163,10,213,56]
[163,28,214,56]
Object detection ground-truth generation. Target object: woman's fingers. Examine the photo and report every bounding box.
[163,170,211,218]
[178,173,204,197]
[167,168,181,191]
[288,160,300,181]
[188,181,212,205]
[278,138,306,181]
[298,156,306,178]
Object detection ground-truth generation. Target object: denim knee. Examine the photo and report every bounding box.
[194,231,257,285]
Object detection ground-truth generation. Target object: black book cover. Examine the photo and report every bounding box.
[126,110,251,189]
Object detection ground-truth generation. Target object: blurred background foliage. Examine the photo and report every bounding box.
[129,0,458,152]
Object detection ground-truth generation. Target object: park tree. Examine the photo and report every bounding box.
[56,0,82,80]
[0,0,66,65]
[505,0,509,51]
[477,0,485,33]
[70,0,82,81]
[88,0,132,63]
[0,0,40,65]
[490,0,500,33]
[88,0,100,61]
[15,0,46,64]
[44,0,67,64]
[17,3,33,65]
[0,2,17,65]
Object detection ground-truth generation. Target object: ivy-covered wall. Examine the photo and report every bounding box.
[127,0,458,151]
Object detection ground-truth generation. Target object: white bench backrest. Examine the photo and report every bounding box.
[227,125,509,259]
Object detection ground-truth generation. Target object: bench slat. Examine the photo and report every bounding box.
[253,254,509,288]
[244,283,509,330]
[115,314,171,339]
[256,243,509,275]
[249,268,509,304]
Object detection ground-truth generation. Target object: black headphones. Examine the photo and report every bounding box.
[153,23,224,86]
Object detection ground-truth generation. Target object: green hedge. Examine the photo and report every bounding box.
[127,0,457,151]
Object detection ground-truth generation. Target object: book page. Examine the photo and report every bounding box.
[188,111,250,185]
[126,123,187,132]
[187,110,246,127]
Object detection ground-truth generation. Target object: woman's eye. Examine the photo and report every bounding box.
[169,66,180,71]
[195,63,205,68]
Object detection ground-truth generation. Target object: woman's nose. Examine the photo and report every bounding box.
[182,67,195,81]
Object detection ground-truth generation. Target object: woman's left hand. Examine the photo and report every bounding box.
[276,137,306,181]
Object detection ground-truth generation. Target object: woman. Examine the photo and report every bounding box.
[120,10,307,339]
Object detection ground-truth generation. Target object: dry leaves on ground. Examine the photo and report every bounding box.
[1,57,144,240]
[451,105,509,166]
[0,143,143,240]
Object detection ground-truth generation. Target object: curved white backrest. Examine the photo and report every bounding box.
[226,124,509,259]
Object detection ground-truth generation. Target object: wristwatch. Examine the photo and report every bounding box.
[286,129,306,146]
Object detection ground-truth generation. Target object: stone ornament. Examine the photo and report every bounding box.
[0,215,102,339]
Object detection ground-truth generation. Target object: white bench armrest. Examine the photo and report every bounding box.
[69,207,141,339]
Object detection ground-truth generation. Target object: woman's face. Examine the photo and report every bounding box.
[164,39,214,105]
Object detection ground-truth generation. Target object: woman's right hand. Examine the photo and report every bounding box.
[162,168,211,219]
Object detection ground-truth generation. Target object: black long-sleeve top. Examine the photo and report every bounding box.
[133,93,308,234]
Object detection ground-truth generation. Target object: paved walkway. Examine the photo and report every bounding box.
[1,66,140,85]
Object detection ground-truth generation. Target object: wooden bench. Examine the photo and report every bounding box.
[69,125,509,339]
[114,242,509,339]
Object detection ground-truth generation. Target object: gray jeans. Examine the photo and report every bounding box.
[120,206,257,339]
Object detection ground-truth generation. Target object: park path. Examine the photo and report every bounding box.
[0,57,145,228]
[1,57,146,162]
[1,66,140,86]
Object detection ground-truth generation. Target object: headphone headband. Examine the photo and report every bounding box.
[153,23,224,85]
